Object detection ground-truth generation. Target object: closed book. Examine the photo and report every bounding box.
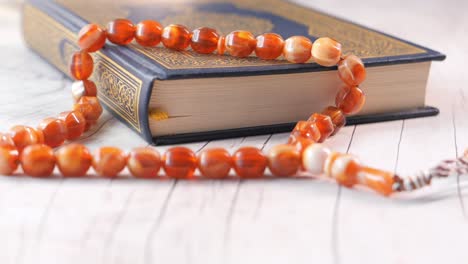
[22,0,445,145]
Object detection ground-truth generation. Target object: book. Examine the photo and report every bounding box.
[22,0,445,145]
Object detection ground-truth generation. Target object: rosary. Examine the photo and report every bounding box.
[0,19,464,197]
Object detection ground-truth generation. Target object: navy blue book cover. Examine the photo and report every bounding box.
[22,0,445,144]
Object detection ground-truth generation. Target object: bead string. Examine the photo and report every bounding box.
[0,19,454,197]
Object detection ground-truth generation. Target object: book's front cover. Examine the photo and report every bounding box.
[23,0,445,144]
[52,0,444,78]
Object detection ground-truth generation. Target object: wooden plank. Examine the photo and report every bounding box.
[143,136,245,263]
[0,0,467,263]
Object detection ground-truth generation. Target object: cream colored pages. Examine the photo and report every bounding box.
[149,62,431,135]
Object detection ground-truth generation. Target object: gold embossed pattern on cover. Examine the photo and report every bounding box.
[23,5,142,132]
[56,0,426,69]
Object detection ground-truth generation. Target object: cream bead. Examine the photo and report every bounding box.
[324,152,340,177]
[302,144,330,175]
[326,153,362,187]
[330,155,356,179]
[311,37,342,67]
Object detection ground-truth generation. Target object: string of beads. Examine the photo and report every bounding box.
[0,18,446,197]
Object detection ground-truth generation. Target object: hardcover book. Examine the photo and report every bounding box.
[22,0,445,145]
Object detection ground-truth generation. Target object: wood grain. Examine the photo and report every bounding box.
[0,1,467,263]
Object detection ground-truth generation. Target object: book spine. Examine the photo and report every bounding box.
[21,1,155,143]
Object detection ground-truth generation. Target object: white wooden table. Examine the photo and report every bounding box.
[1,1,468,263]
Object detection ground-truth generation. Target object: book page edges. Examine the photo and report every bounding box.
[149,62,431,136]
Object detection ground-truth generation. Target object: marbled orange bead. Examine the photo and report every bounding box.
[324,153,361,188]
[71,80,97,102]
[107,19,136,45]
[93,147,127,178]
[191,27,220,54]
[335,85,366,115]
[197,148,232,179]
[20,144,55,177]
[232,147,267,179]
[283,36,312,63]
[311,37,342,67]
[58,111,86,140]
[357,167,394,196]
[163,147,197,179]
[161,24,191,51]
[73,96,103,130]
[38,118,67,148]
[225,31,257,58]
[287,134,315,154]
[255,33,284,60]
[338,54,367,86]
[0,146,19,175]
[70,51,94,80]
[322,106,346,136]
[135,20,163,47]
[78,23,107,52]
[0,133,15,148]
[217,36,226,55]
[292,121,321,142]
[308,113,334,143]
[127,147,161,179]
[9,126,43,152]
[55,144,92,177]
[267,144,300,177]
[36,129,45,144]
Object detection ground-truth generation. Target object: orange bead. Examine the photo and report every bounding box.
[288,134,315,154]
[197,148,232,179]
[283,36,312,63]
[161,24,191,51]
[267,144,300,177]
[107,19,136,45]
[0,146,19,175]
[9,126,43,152]
[335,85,366,115]
[127,147,161,179]
[163,147,197,179]
[324,153,361,188]
[38,118,67,148]
[338,54,367,86]
[357,167,394,196]
[311,37,342,67]
[255,33,284,60]
[71,80,98,102]
[135,20,163,47]
[0,133,15,148]
[93,147,127,178]
[55,144,92,177]
[232,147,267,178]
[73,96,103,130]
[58,111,86,140]
[308,113,334,143]
[191,27,220,54]
[225,31,257,58]
[78,23,107,52]
[292,121,321,142]
[217,36,226,55]
[20,144,55,177]
[70,51,94,80]
[322,106,346,136]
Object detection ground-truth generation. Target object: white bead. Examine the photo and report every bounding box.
[330,155,360,180]
[302,144,331,175]
[324,152,339,177]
